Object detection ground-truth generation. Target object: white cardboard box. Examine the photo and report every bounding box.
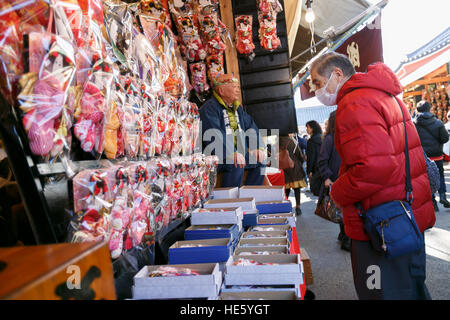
[237,237,290,249]
[169,238,233,264]
[241,231,288,239]
[250,225,292,232]
[190,207,243,227]
[219,290,300,300]
[234,246,289,256]
[259,213,296,227]
[204,198,256,211]
[257,217,288,225]
[212,187,239,199]
[132,263,222,299]
[224,254,304,286]
[239,186,285,202]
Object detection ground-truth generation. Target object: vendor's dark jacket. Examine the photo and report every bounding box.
[199,95,263,168]
[306,133,322,175]
[414,112,449,158]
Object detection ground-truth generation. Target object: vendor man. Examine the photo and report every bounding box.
[199,74,267,187]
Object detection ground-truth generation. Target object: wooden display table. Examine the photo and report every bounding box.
[0,241,116,300]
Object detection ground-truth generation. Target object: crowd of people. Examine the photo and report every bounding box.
[407,86,450,123]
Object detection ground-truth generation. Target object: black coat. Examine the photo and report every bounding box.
[279,136,306,184]
[318,134,341,182]
[306,133,322,175]
[414,112,449,158]
[317,134,341,202]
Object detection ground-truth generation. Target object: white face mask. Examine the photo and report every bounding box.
[315,72,342,106]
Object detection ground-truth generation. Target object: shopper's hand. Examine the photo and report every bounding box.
[250,149,266,163]
[324,178,333,188]
[309,173,312,178]
[234,152,246,168]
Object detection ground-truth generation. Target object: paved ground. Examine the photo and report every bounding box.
[291,163,450,300]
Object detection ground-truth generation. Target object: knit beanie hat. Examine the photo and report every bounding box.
[417,100,431,113]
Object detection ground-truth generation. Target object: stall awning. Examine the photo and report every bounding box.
[289,0,388,95]
[287,0,378,75]
[395,27,450,87]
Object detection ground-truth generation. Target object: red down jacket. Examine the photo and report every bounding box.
[330,63,436,241]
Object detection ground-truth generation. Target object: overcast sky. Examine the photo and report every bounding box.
[376,0,449,70]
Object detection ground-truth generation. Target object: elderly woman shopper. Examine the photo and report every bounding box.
[280,134,307,216]
[317,111,350,251]
[305,120,323,196]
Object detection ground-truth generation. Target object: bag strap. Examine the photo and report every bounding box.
[393,95,413,204]
[356,95,413,216]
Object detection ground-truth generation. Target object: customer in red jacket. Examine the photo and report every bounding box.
[310,52,436,300]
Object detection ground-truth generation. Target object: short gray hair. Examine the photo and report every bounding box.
[310,52,356,78]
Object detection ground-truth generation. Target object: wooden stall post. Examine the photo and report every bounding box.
[219,0,243,103]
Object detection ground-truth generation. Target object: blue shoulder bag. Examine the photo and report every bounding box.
[356,96,424,259]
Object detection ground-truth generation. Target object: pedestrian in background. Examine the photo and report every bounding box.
[310,52,435,300]
[280,134,307,216]
[317,111,350,251]
[305,120,322,196]
[413,100,450,211]
[297,134,309,185]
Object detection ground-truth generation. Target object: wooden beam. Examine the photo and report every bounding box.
[285,0,304,56]
[403,90,423,98]
[424,64,447,80]
[219,0,243,102]
[405,75,450,89]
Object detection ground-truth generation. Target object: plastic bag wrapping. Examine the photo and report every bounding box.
[127,162,150,250]
[103,0,134,68]
[147,158,164,235]
[191,101,201,154]
[197,12,227,56]
[17,34,77,160]
[235,15,255,57]
[139,83,156,159]
[173,12,207,62]
[189,62,209,94]
[132,28,164,94]
[149,156,171,231]
[168,0,194,17]
[107,165,131,259]
[138,13,187,97]
[73,57,114,158]
[205,154,219,197]
[206,53,224,82]
[70,154,219,258]
[257,0,282,51]
[139,0,171,28]
[0,0,50,102]
[71,168,114,244]
[52,0,83,44]
[0,5,23,104]
[74,1,106,88]
[78,0,105,27]
[189,154,202,209]
[117,75,141,159]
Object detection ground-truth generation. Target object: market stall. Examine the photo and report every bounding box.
[0,0,307,300]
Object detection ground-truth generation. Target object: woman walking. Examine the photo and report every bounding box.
[317,111,350,251]
[305,120,323,196]
[280,134,307,216]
